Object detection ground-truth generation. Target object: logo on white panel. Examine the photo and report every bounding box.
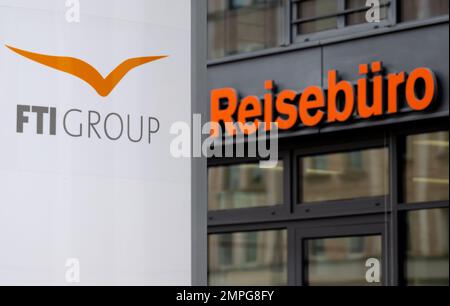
[7,45,167,144]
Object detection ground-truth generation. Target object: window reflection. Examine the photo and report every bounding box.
[295,0,390,35]
[297,0,338,34]
[406,209,449,286]
[301,148,389,203]
[208,230,288,286]
[207,0,283,59]
[401,0,449,22]
[209,162,283,211]
[306,236,382,286]
[405,131,449,203]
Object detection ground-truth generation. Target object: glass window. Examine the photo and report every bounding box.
[208,0,283,59]
[405,208,449,286]
[305,235,382,286]
[346,0,389,26]
[245,232,259,263]
[209,162,284,210]
[400,0,449,22]
[208,230,288,285]
[405,131,449,203]
[294,0,389,36]
[296,0,339,35]
[300,148,389,203]
[218,235,233,266]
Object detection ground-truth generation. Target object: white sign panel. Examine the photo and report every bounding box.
[0,0,192,285]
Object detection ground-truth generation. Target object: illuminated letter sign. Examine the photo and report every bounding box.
[211,62,438,135]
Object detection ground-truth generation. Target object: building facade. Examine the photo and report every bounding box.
[206,0,449,286]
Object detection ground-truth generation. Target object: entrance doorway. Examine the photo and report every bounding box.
[294,218,388,286]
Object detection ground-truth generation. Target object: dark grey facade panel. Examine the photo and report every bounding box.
[207,47,322,97]
[323,25,447,81]
[322,23,449,110]
[320,24,449,133]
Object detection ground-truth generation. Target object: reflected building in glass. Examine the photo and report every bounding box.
[405,132,449,203]
[406,209,449,286]
[301,149,389,203]
[208,230,287,286]
[208,163,284,210]
[306,236,382,286]
[208,0,283,59]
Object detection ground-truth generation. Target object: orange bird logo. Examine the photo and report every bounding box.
[6,45,167,97]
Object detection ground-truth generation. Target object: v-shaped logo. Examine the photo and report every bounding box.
[6,45,167,97]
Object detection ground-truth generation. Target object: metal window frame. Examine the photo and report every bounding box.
[292,136,390,218]
[207,119,449,286]
[208,222,290,286]
[207,0,288,59]
[208,213,391,286]
[393,122,450,286]
[291,0,395,44]
[295,221,389,286]
[397,206,449,286]
[208,0,449,65]
[396,124,450,207]
[208,151,292,226]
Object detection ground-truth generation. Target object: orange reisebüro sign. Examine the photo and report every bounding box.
[211,61,437,136]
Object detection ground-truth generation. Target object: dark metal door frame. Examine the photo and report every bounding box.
[294,219,389,286]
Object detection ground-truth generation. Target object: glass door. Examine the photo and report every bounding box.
[296,223,387,286]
